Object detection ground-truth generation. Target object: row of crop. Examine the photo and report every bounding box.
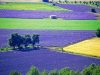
[0,10,96,20]
[55,4,100,13]
[0,29,100,52]
[10,64,100,75]
[8,29,100,49]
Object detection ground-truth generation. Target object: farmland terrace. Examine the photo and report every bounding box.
[0,47,100,75]
[0,29,96,48]
[63,38,100,57]
[0,3,100,20]
[0,2,100,75]
[55,4,100,13]
[0,29,100,75]
[0,18,100,30]
[0,3,67,11]
[0,10,97,20]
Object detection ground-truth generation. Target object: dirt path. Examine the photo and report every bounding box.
[93,13,100,20]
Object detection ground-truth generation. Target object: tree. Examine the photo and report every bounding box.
[24,34,32,48]
[10,71,22,75]
[32,34,39,48]
[26,66,40,75]
[74,1,77,4]
[59,0,61,3]
[9,33,24,49]
[9,33,40,49]
[9,38,16,49]
[65,0,68,3]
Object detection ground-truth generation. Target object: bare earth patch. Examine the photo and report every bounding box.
[63,38,100,57]
[93,13,100,20]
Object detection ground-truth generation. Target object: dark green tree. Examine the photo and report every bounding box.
[9,38,16,49]
[24,34,32,48]
[9,33,24,49]
[32,34,39,48]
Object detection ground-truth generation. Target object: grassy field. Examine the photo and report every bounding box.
[0,18,100,30]
[0,3,66,11]
[63,38,100,57]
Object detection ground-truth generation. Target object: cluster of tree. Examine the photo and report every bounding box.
[10,63,100,75]
[96,28,100,37]
[9,33,39,49]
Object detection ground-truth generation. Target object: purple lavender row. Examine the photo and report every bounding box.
[55,4,100,13]
[0,29,95,48]
[0,29,99,75]
[0,9,96,20]
[0,43,100,75]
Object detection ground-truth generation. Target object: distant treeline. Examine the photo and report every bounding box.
[10,63,100,75]
[51,1,100,7]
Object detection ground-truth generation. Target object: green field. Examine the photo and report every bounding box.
[0,18,100,30]
[0,3,66,11]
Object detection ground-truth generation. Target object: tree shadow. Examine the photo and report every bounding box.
[15,47,40,52]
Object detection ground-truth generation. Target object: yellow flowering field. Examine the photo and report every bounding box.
[63,38,100,57]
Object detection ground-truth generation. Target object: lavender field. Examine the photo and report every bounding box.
[0,3,100,75]
[0,45,100,75]
[0,29,99,75]
[55,4,100,13]
[0,29,96,48]
[0,9,96,20]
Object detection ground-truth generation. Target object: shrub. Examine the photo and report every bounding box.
[91,8,96,13]
[59,67,79,75]
[96,28,100,37]
[59,67,71,75]
[52,3,55,6]
[26,66,40,75]
[41,70,48,75]
[92,66,100,75]
[10,71,22,75]
[48,70,59,75]
[82,63,96,75]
